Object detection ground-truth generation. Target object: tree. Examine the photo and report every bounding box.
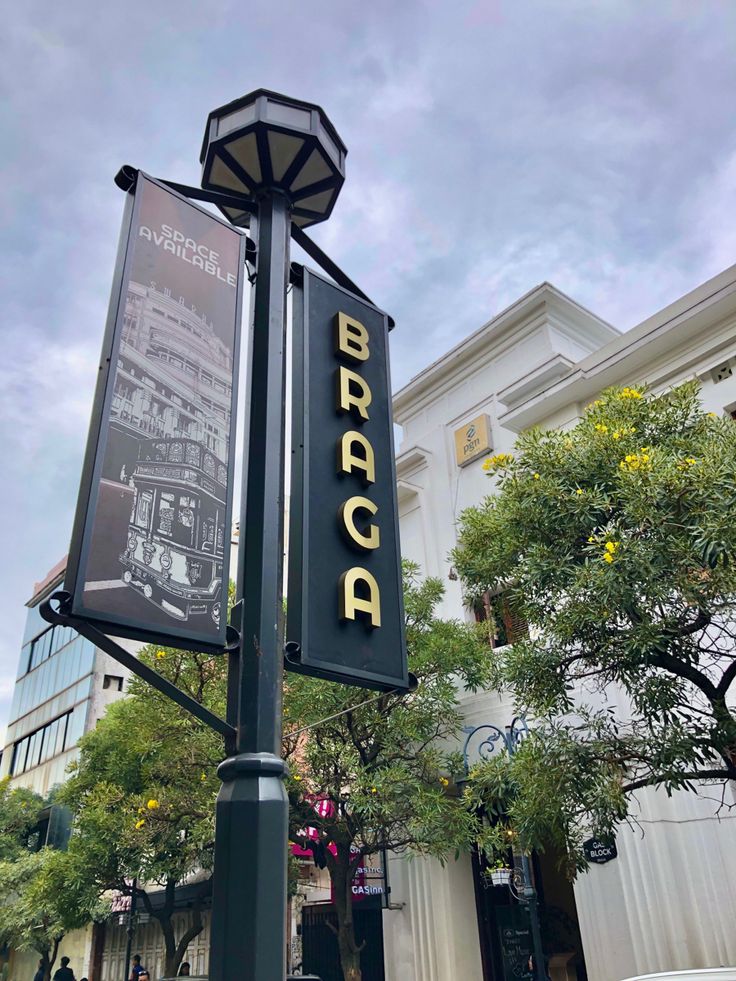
[453,382,736,869]
[60,644,226,977]
[284,564,492,981]
[0,781,98,980]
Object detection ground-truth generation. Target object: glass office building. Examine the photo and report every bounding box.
[1,559,129,796]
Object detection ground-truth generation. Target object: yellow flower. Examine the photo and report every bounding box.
[533,473,540,480]
[594,423,609,434]
[370,787,377,794]
[619,451,651,473]
[602,541,620,564]
[612,430,620,440]
[200,773,206,781]
[575,488,583,495]
[482,453,514,472]
[439,776,449,787]
[135,819,146,830]
[620,387,642,399]
[156,649,166,659]
[707,412,718,418]
[587,535,595,543]
[147,799,160,810]
[293,775,302,782]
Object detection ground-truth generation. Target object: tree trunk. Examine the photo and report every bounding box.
[146,877,210,978]
[40,935,60,981]
[330,844,364,981]
[155,879,179,978]
[170,879,210,975]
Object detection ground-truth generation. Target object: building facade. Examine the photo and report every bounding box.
[385,265,736,981]
[0,523,243,980]
[0,558,134,979]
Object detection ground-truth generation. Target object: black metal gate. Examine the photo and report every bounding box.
[302,900,386,981]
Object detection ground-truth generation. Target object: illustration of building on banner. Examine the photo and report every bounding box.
[87,282,233,629]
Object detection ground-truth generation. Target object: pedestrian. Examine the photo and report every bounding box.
[178,963,191,976]
[52,956,75,981]
[33,959,45,981]
[129,954,150,980]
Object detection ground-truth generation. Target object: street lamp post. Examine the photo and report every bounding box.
[462,719,547,981]
[199,91,346,981]
[123,879,137,981]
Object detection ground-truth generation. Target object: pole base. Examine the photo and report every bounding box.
[208,752,289,981]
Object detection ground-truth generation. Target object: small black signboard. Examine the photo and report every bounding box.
[583,838,618,865]
[496,905,533,981]
[287,267,408,691]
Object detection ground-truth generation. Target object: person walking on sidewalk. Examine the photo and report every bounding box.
[52,957,75,981]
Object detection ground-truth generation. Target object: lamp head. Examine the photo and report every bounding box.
[200,89,347,229]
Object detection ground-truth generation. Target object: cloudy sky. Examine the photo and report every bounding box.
[2,0,736,737]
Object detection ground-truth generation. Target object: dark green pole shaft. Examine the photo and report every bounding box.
[209,191,290,981]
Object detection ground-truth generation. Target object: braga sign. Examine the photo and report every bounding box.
[65,172,245,653]
[286,267,409,691]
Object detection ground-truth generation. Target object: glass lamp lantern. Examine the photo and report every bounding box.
[200,88,347,228]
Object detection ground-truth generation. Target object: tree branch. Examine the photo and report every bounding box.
[715,658,736,700]
[623,767,734,793]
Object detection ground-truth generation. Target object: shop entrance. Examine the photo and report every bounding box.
[301,898,385,981]
[472,848,587,981]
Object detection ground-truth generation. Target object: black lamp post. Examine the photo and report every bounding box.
[200,90,346,981]
[462,719,547,981]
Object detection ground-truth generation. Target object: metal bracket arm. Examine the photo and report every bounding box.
[290,225,396,330]
[40,591,236,742]
[114,164,258,217]
[113,166,392,326]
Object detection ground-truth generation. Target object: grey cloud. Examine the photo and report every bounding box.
[2,0,735,736]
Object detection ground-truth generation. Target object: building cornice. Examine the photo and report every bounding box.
[28,556,67,608]
[499,263,736,432]
[393,283,619,424]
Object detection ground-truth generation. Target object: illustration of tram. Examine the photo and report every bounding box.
[120,437,228,627]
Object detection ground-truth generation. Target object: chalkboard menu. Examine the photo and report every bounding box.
[496,906,533,981]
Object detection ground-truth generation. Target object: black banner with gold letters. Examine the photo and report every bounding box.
[286,266,408,691]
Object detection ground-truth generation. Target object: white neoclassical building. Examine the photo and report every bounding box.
[383,264,736,981]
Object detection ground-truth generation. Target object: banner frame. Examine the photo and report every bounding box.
[286,264,409,691]
[65,171,246,655]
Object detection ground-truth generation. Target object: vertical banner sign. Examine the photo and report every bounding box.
[287,266,408,691]
[65,173,245,652]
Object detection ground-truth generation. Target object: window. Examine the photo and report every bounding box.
[474,590,528,648]
[27,625,75,673]
[135,490,153,529]
[103,675,124,692]
[711,359,735,384]
[157,492,175,535]
[10,711,73,775]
